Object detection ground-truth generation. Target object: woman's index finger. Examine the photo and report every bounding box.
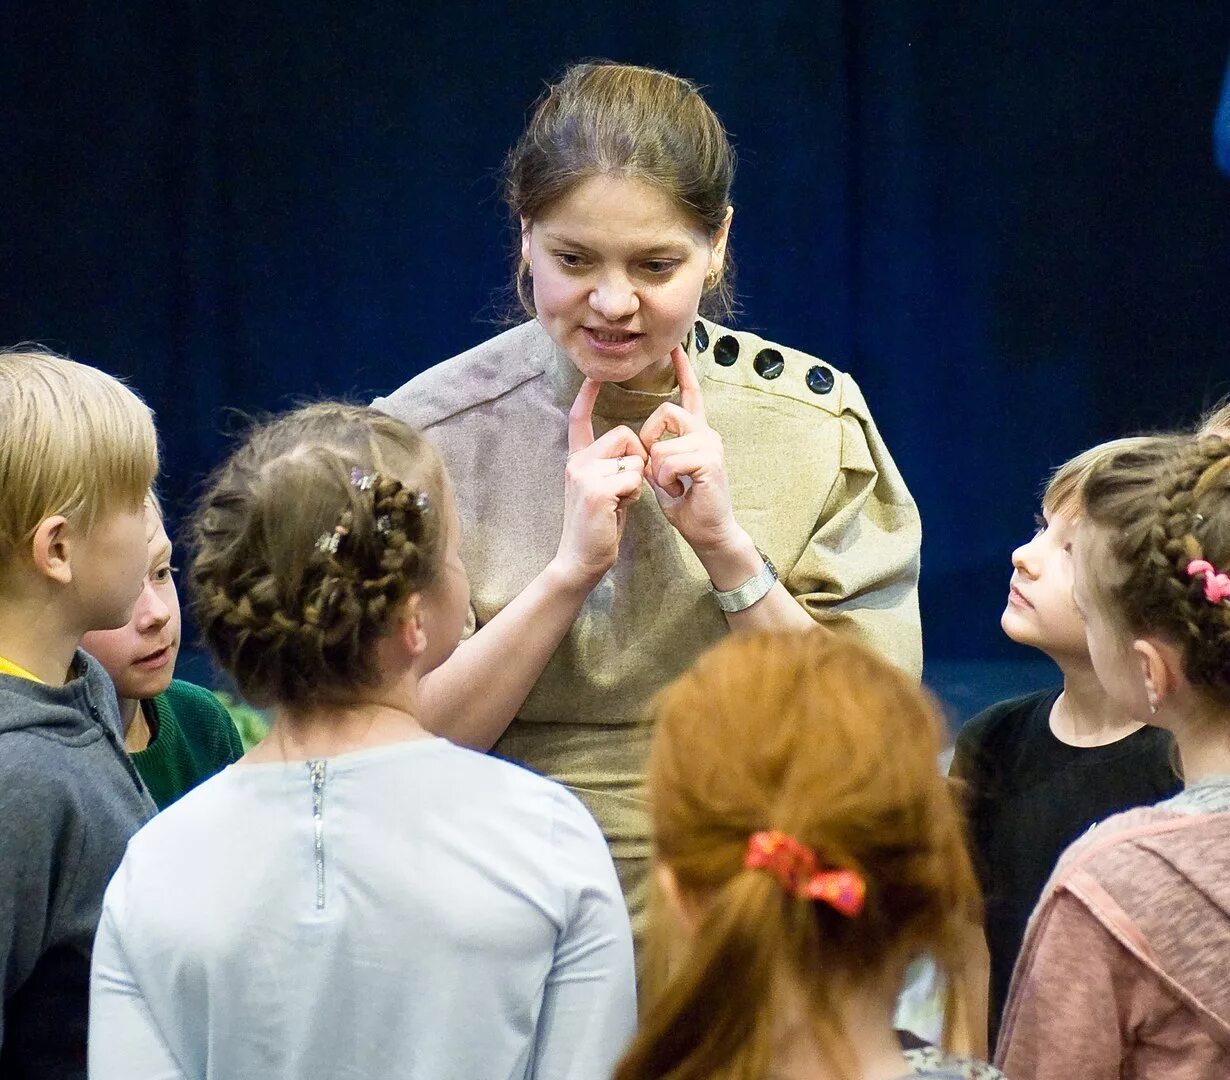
[671,345,706,420]
[568,377,601,453]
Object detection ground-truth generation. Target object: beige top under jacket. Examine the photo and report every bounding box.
[374,318,922,923]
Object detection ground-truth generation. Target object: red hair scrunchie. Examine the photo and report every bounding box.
[744,829,866,918]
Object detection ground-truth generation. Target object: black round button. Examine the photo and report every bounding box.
[806,364,835,394]
[693,320,709,353]
[753,348,785,380]
[713,335,739,367]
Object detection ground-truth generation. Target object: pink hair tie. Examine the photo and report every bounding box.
[744,830,867,918]
[1186,559,1230,605]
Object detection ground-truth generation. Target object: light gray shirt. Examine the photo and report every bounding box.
[89,737,636,1079]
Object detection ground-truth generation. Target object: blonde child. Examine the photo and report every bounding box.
[997,433,1230,1078]
[82,492,242,809]
[951,439,1179,1044]
[615,632,1003,1080]
[88,403,636,1080]
[0,346,158,1079]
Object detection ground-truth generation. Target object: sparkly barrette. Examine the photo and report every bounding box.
[351,467,376,491]
[1186,559,1230,605]
[315,522,349,555]
[744,830,866,918]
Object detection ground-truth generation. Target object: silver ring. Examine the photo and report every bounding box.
[616,457,627,474]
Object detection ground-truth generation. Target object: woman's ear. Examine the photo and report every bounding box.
[710,205,734,275]
[30,516,73,585]
[520,217,533,268]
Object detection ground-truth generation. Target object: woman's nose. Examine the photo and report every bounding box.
[589,274,639,320]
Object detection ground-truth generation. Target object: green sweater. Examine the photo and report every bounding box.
[131,680,244,810]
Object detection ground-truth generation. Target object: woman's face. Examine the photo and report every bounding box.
[522,174,729,392]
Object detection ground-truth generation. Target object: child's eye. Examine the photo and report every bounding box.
[554,252,586,269]
[1032,513,1047,535]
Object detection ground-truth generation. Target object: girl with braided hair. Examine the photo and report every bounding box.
[614,631,1003,1080]
[997,434,1230,1079]
[87,404,635,1080]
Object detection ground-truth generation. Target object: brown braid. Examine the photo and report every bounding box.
[188,404,447,711]
[1081,434,1230,705]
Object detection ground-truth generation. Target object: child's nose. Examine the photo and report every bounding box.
[1011,539,1039,577]
[133,581,171,630]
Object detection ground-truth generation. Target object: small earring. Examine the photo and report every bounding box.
[1147,692,1160,716]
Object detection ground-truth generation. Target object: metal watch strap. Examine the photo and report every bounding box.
[711,548,778,613]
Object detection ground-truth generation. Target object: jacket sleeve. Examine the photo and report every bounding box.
[995,884,1162,1080]
[0,760,84,1053]
[785,378,923,679]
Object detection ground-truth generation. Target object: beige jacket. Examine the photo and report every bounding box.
[375,319,921,919]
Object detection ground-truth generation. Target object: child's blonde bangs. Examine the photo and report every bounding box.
[0,349,158,563]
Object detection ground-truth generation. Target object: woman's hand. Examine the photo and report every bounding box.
[553,377,648,588]
[640,347,741,556]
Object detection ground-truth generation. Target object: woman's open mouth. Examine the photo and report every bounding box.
[582,327,644,356]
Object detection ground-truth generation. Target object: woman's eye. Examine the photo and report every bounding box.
[641,260,677,275]
[555,252,585,268]
[153,565,177,584]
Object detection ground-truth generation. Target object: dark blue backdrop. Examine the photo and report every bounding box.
[4,3,1229,684]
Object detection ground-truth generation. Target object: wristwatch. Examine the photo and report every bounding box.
[711,548,778,613]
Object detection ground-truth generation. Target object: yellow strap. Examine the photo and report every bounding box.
[0,655,44,683]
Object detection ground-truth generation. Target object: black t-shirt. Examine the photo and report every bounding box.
[951,688,1180,1047]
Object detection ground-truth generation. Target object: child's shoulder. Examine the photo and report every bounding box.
[157,678,230,721]
[430,740,602,832]
[956,687,1060,753]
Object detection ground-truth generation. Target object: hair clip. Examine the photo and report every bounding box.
[1186,559,1230,605]
[315,522,349,555]
[413,492,430,513]
[350,467,376,492]
[375,515,392,536]
[744,830,866,918]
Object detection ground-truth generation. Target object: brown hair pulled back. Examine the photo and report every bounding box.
[188,403,447,711]
[505,62,736,320]
[615,632,981,1080]
[1080,434,1230,706]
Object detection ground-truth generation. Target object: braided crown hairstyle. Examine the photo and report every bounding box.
[1080,434,1230,706]
[188,403,447,711]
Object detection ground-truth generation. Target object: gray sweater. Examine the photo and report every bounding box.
[0,650,155,1079]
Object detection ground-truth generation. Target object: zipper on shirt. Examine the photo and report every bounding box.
[307,759,327,910]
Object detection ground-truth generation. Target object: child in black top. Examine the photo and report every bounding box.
[951,438,1179,1047]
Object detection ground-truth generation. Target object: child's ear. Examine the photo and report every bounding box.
[30,516,74,586]
[1132,636,1184,713]
[398,594,428,659]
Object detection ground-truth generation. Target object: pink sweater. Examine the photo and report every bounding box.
[996,799,1230,1079]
